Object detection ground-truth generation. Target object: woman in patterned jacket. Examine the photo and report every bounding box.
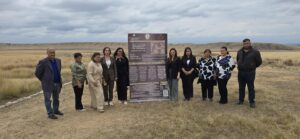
[198,49,217,101]
[216,47,236,104]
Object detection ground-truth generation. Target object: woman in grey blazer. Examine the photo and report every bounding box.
[100,47,117,106]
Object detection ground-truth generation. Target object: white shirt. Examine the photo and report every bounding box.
[106,59,111,69]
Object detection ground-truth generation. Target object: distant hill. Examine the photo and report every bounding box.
[0,42,299,51]
[170,42,300,51]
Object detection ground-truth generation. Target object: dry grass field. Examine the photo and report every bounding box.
[0,43,124,103]
[0,43,300,139]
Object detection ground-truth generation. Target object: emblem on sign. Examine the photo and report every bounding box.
[145,33,151,40]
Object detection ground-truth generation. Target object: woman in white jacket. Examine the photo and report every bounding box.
[87,52,105,112]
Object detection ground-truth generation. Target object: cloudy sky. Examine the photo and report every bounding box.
[0,0,299,44]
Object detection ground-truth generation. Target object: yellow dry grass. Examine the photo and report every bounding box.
[0,50,90,101]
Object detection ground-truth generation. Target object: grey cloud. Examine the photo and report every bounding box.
[141,2,209,18]
[0,0,299,43]
[274,0,300,3]
[0,0,19,11]
[47,24,78,32]
[48,0,124,14]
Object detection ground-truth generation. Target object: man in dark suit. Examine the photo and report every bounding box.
[35,48,64,119]
[236,39,262,108]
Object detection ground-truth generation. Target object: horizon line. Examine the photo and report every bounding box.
[0,41,299,46]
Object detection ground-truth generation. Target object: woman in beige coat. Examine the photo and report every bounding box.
[87,52,105,112]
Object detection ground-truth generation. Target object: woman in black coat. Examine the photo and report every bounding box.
[180,47,197,101]
[114,48,130,105]
[166,48,181,101]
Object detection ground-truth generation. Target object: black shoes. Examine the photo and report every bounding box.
[236,101,244,105]
[48,114,58,119]
[250,103,256,108]
[54,111,64,116]
[184,98,190,101]
[202,98,213,102]
[48,111,63,119]
[219,101,228,104]
[236,101,256,108]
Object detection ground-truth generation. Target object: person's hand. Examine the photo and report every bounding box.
[213,75,217,80]
[77,81,82,88]
[93,81,99,87]
[183,70,188,75]
[177,75,180,80]
[78,82,82,88]
[185,70,191,75]
[102,80,107,86]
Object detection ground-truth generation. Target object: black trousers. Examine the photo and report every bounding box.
[117,78,128,101]
[238,71,256,103]
[103,79,114,102]
[218,78,229,103]
[73,85,84,110]
[181,75,194,100]
[201,80,214,99]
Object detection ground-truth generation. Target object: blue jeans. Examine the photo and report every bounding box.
[43,83,61,116]
[168,79,178,101]
[238,71,256,103]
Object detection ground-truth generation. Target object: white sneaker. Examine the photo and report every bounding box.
[104,102,109,106]
[97,109,104,113]
[77,109,86,112]
[123,101,128,105]
[109,101,114,106]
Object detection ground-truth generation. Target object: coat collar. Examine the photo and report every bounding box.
[240,46,253,52]
[102,56,113,68]
[45,58,58,72]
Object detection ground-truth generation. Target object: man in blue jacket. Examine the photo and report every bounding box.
[35,48,64,119]
[236,39,262,108]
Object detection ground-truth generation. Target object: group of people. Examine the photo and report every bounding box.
[35,47,129,119]
[166,38,262,106]
[35,38,262,120]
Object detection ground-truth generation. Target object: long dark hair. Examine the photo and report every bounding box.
[221,46,229,54]
[91,52,101,62]
[103,47,111,55]
[203,49,212,54]
[113,47,127,58]
[183,47,193,58]
[168,48,177,62]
